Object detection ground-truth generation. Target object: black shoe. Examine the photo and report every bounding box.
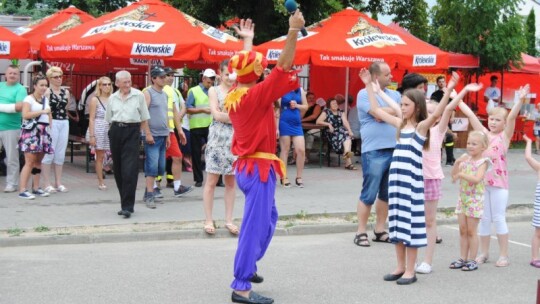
[396,275,417,285]
[195,181,203,187]
[231,291,274,304]
[117,210,131,218]
[383,272,405,281]
[249,273,264,284]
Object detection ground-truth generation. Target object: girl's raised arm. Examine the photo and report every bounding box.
[458,101,488,133]
[418,72,459,136]
[524,134,540,171]
[439,83,484,133]
[505,84,530,142]
[359,68,401,128]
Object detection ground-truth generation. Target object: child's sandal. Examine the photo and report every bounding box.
[462,260,478,271]
[449,258,466,269]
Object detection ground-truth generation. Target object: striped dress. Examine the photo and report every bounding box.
[533,182,540,228]
[388,128,427,248]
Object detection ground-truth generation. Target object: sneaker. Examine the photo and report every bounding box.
[174,185,194,197]
[44,185,57,193]
[4,185,17,193]
[18,191,35,200]
[153,187,164,199]
[32,188,50,197]
[144,192,156,209]
[415,262,432,274]
[56,185,68,193]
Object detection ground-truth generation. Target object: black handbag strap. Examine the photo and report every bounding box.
[96,96,105,110]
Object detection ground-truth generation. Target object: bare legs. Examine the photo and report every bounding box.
[532,228,540,261]
[95,149,105,187]
[392,243,417,279]
[422,200,438,265]
[20,152,44,193]
[203,173,236,227]
[356,199,388,238]
[458,214,480,261]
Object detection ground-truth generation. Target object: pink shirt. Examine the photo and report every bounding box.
[422,125,446,180]
[483,132,508,189]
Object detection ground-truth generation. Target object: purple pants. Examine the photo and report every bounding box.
[231,163,278,291]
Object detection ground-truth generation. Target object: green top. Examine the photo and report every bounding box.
[0,82,26,131]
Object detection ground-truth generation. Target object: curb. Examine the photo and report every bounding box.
[0,213,533,248]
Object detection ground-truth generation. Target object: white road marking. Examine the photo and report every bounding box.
[443,226,531,248]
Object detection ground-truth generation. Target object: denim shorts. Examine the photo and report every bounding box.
[360,148,393,205]
[144,135,167,177]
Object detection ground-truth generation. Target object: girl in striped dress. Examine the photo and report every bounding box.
[360,69,458,285]
[523,134,540,268]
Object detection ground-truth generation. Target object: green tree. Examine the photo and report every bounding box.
[526,9,537,56]
[433,0,526,73]
[388,0,428,41]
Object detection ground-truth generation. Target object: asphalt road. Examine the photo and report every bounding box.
[1,221,539,304]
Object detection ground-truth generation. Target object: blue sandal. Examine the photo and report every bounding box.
[449,258,466,269]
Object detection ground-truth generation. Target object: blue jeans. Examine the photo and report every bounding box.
[360,148,393,205]
[143,136,167,177]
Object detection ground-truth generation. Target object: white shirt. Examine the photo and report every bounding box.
[484,87,501,100]
[23,95,50,124]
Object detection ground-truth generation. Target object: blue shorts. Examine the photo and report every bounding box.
[360,148,393,205]
[143,135,167,177]
[180,128,191,155]
[535,129,540,137]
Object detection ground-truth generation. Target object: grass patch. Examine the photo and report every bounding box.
[295,210,308,220]
[7,227,24,236]
[34,225,50,233]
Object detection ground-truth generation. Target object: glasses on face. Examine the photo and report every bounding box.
[158,75,167,79]
[51,75,63,79]
[101,83,112,87]
[208,76,216,81]
[166,74,174,77]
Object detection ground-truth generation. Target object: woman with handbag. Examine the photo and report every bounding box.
[87,76,112,190]
[41,67,70,193]
[18,75,54,199]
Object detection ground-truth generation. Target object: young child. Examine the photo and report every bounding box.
[360,69,458,285]
[449,131,490,271]
[417,83,483,274]
[459,84,530,267]
[523,134,540,268]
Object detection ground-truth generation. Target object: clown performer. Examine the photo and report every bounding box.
[225,10,305,304]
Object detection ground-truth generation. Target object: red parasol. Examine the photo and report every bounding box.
[16,6,94,57]
[40,0,243,69]
[0,26,31,59]
[256,8,450,70]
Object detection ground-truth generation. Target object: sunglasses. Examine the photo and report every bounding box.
[101,83,112,86]
[208,76,216,81]
[50,75,63,79]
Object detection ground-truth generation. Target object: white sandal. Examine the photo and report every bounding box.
[56,185,68,193]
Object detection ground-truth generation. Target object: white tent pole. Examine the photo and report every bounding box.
[344,67,349,116]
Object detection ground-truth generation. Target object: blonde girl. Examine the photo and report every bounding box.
[458,84,530,267]
[449,131,490,271]
[523,134,540,268]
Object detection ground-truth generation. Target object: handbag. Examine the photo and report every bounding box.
[22,97,46,130]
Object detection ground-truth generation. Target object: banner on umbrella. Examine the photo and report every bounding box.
[0,41,10,55]
[131,43,175,56]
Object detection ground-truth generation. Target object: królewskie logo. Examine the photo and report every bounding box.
[131,43,175,56]
[413,54,437,67]
[266,49,282,61]
[129,58,165,66]
[0,41,10,55]
[82,20,164,38]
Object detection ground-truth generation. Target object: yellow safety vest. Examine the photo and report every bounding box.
[188,85,212,129]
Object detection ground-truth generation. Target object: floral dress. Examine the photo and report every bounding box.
[205,86,236,175]
[456,157,491,218]
[323,108,349,154]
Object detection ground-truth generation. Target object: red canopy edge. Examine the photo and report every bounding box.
[0,27,31,59]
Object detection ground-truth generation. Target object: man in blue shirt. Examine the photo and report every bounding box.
[354,61,401,247]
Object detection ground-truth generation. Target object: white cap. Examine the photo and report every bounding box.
[202,68,216,78]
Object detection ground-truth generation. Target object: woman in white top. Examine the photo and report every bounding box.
[18,75,53,199]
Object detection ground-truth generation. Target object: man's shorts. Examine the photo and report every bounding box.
[534,129,540,137]
[360,148,393,205]
[166,132,182,158]
[144,135,167,177]
[424,179,442,201]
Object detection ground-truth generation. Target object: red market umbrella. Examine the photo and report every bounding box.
[0,26,31,59]
[256,8,450,70]
[40,0,243,69]
[16,6,94,57]
[387,22,479,69]
[510,53,540,74]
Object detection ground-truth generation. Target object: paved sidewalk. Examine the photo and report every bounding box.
[0,149,537,231]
